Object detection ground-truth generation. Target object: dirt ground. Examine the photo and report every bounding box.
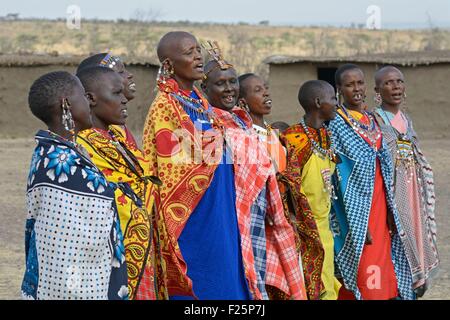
[0,137,448,300]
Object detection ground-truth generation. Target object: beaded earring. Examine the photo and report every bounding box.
[238,100,250,113]
[374,92,382,107]
[156,60,174,86]
[61,99,75,141]
[401,91,408,112]
[336,91,341,105]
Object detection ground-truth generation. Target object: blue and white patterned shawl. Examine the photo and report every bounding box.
[328,113,414,300]
[21,130,128,300]
[250,186,268,300]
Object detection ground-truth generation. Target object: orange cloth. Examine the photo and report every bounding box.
[338,110,398,300]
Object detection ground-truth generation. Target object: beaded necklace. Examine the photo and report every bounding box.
[299,118,336,162]
[340,104,381,150]
[230,112,249,131]
[252,122,272,137]
[47,130,91,159]
[378,107,415,183]
[171,91,216,126]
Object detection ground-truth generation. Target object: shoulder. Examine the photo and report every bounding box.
[282,125,309,152]
[78,129,110,147]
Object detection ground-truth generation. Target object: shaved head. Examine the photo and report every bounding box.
[375,65,403,87]
[156,31,196,62]
[298,80,334,112]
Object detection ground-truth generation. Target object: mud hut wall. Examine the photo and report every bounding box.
[0,65,158,140]
[267,62,450,139]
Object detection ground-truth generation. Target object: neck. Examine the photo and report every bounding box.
[381,103,400,115]
[303,114,324,129]
[91,116,109,132]
[343,102,363,113]
[47,123,76,142]
[174,76,194,92]
[251,114,265,127]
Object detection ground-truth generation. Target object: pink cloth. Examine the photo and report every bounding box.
[390,111,407,135]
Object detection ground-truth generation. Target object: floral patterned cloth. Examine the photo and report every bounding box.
[22,130,128,300]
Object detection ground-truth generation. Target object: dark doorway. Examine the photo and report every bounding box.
[317,67,338,90]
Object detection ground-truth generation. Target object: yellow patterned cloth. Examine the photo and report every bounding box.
[282,124,341,299]
[77,126,167,300]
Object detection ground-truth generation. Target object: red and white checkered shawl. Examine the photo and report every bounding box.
[214,107,307,300]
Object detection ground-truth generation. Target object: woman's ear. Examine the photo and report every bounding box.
[85,92,96,107]
[200,81,207,92]
[163,59,173,74]
[315,97,321,109]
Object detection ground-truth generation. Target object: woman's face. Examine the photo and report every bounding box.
[90,72,128,129]
[67,77,92,131]
[167,36,204,84]
[338,69,367,109]
[202,67,239,111]
[112,60,136,101]
[376,69,405,108]
[241,76,272,117]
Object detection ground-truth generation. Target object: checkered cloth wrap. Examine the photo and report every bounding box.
[250,186,269,299]
[328,113,414,300]
[215,107,307,300]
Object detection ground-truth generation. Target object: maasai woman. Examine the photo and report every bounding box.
[22,71,127,300]
[76,52,138,147]
[76,66,166,300]
[238,74,287,173]
[329,64,414,300]
[142,31,255,300]
[280,80,341,300]
[201,50,307,300]
[373,66,439,297]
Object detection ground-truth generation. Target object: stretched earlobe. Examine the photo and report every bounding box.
[85,92,96,106]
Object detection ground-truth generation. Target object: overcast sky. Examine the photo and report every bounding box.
[1,0,449,28]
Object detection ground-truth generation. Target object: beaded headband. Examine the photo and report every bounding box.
[202,41,233,80]
[99,52,121,69]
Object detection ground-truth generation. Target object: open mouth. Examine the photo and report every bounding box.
[353,93,363,101]
[392,92,403,100]
[120,108,128,117]
[195,63,204,72]
[128,82,136,92]
[264,99,272,108]
[223,95,235,104]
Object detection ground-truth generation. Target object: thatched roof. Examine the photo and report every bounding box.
[264,50,450,67]
[0,53,160,67]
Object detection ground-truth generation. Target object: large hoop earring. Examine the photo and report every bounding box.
[62,99,75,141]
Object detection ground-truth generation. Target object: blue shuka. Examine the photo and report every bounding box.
[170,91,250,300]
[328,113,415,300]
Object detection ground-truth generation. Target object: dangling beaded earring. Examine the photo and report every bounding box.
[402,91,408,112]
[336,91,342,106]
[238,100,250,113]
[61,99,76,142]
[156,60,173,86]
[374,92,382,107]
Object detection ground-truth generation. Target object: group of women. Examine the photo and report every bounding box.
[22,30,438,300]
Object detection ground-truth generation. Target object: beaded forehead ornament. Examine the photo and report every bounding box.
[202,40,233,80]
[99,52,121,69]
